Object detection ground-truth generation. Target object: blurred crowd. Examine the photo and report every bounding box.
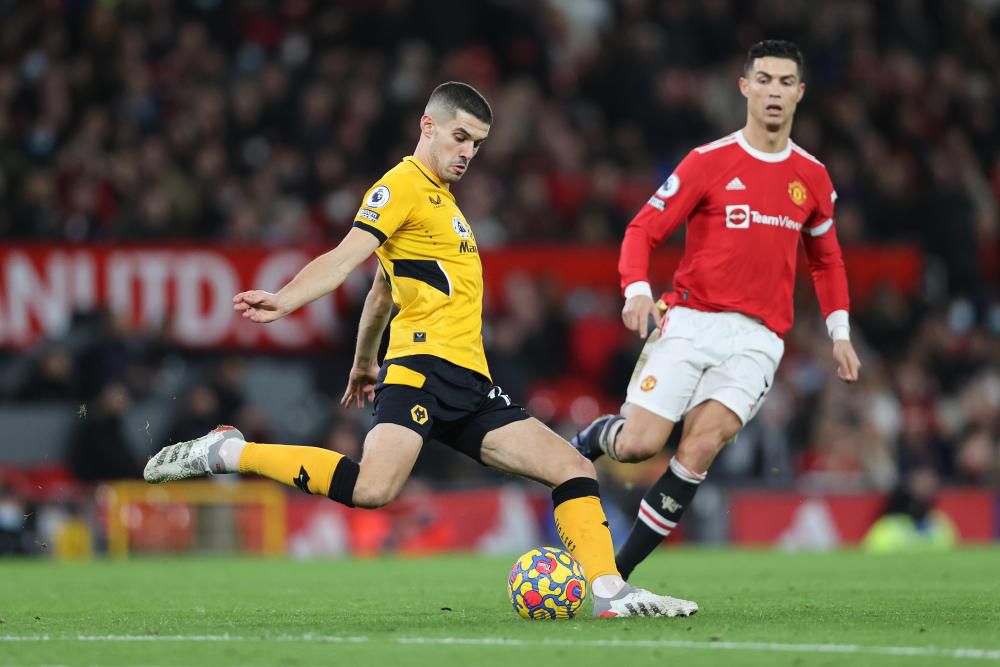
[1,0,999,519]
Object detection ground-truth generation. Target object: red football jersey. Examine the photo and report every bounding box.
[619,130,850,336]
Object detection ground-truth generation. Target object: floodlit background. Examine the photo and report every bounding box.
[0,0,997,559]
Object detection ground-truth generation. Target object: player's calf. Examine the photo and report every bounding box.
[145,426,364,507]
[612,420,670,462]
[615,456,705,580]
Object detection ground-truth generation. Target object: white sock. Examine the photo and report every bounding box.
[670,456,707,483]
[216,437,247,473]
[591,574,626,598]
[601,417,626,462]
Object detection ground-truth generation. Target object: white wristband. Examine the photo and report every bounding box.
[624,281,653,300]
[826,309,850,341]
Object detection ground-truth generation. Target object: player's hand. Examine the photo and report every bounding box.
[340,363,380,409]
[233,290,290,323]
[622,294,661,338]
[832,340,861,383]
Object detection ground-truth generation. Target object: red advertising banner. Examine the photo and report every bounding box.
[284,486,553,558]
[0,244,921,349]
[0,245,368,349]
[729,489,996,546]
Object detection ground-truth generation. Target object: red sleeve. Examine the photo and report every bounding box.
[619,151,707,292]
[801,170,850,317]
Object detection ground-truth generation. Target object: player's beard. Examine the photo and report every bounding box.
[439,169,461,184]
[431,149,462,183]
[440,160,466,183]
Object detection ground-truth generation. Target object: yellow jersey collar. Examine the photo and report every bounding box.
[404,156,448,190]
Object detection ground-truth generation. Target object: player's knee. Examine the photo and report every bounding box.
[550,449,596,486]
[351,480,400,509]
[614,429,662,463]
[569,453,596,479]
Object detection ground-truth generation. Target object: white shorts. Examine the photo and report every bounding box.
[625,307,784,425]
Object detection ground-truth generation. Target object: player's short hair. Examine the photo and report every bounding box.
[425,82,493,125]
[744,40,804,78]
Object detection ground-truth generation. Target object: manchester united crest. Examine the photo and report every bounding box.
[640,376,657,392]
[788,180,807,206]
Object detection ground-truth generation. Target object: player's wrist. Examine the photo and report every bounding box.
[624,281,653,300]
[272,289,299,315]
[826,310,850,341]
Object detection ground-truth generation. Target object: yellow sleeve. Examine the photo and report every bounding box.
[353,176,415,245]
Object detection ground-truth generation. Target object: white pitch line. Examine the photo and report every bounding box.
[1,635,998,661]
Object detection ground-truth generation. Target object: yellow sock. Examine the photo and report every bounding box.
[552,478,620,583]
[238,443,357,504]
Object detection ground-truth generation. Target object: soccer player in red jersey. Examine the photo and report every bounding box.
[571,41,862,584]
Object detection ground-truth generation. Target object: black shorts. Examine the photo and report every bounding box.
[373,355,529,462]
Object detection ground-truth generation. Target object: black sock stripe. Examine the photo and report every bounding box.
[552,477,600,508]
[328,458,360,507]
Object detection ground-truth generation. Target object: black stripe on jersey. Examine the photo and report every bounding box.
[375,256,391,290]
[393,259,451,296]
[353,221,387,245]
[406,158,444,188]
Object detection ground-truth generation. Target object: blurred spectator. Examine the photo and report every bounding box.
[862,466,957,553]
[65,383,142,483]
[0,471,32,554]
[166,383,221,445]
[489,272,570,401]
[15,343,79,402]
[211,356,249,425]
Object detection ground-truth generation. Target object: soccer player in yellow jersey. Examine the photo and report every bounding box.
[144,82,696,618]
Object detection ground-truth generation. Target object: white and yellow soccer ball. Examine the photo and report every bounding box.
[507,546,587,619]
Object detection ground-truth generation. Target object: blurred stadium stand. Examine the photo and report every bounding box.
[0,0,997,555]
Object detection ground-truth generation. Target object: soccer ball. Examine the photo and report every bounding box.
[507,546,587,619]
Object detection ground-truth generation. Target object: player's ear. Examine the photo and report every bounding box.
[796,82,805,103]
[738,76,749,99]
[419,114,435,138]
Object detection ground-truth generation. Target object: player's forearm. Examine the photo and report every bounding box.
[353,285,393,367]
[275,229,377,314]
[618,225,656,293]
[803,232,851,339]
[274,249,353,314]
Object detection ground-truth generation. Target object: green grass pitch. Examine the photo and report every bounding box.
[2,548,999,667]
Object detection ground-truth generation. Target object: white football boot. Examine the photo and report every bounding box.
[143,425,245,483]
[592,584,699,618]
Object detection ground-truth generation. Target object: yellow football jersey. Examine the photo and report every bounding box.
[353,156,490,380]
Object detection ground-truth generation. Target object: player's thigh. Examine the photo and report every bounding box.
[625,335,705,424]
[689,346,779,428]
[354,423,424,507]
[361,381,435,507]
[480,417,594,488]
